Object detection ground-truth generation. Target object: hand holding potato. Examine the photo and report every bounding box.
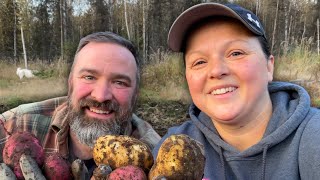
[149,134,206,180]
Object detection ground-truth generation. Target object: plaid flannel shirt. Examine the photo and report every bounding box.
[0,96,161,162]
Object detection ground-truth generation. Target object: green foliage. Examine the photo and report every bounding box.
[33,69,55,79]
[274,38,319,81]
[0,79,11,88]
[0,97,27,113]
[141,51,185,89]
[63,40,78,63]
[312,99,320,107]
[0,0,16,57]
[140,51,191,103]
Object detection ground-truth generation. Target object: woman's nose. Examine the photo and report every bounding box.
[208,57,229,79]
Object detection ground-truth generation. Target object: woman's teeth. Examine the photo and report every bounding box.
[211,87,236,95]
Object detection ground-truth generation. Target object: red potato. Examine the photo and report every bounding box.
[43,152,73,180]
[108,165,147,180]
[2,131,44,180]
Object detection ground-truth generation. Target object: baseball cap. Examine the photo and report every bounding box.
[168,3,266,52]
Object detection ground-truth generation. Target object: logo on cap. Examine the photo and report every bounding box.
[247,13,260,28]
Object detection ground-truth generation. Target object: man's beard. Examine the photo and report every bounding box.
[67,97,134,148]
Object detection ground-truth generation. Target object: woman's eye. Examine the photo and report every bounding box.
[230,51,243,57]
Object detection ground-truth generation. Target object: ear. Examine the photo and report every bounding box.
[267,55,275,82]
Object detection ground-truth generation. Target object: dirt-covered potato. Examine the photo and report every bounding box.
[108,165,147,180]
[43,152,73,180]
[92,164,112,180]
[2,131,44,179]
[149,134,205,180]
[93,135,153,172]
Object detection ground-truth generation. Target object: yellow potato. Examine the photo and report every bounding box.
[93,135,153,172]
[149,134,205,180]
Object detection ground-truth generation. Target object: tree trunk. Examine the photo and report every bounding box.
[143,0,148,64]
[21,26,28,69]
[301,16,306,42]
[271,0,279,53]
[255,0,260,15]
[63,0,67,41]
[60,0,64,60]
[283,1,291,55]
[13,0,17,65]
[317,18,319,55]
[124,0,130,40]
[109,0,114,32]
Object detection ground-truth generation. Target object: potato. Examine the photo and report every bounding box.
[43,152,73,180]
[71,159,89,180]
[93,135,153,172]
[92,164,112,180]
[0,163,16,180]
[108,165,147,180]
[2,131,44,179]
[19,154,46,180]
[149,134,205,180]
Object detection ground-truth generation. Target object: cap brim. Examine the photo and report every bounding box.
[168,3,257,52]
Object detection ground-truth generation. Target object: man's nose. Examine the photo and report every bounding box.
[91,82,113,102]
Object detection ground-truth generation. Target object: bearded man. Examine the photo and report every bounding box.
[0,32,160,176]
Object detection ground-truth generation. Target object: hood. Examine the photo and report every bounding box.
[189,81,311,157]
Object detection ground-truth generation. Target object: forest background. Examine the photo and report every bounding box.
[0,0,319,135]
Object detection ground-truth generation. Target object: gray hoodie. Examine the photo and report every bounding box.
[153,82,320,180]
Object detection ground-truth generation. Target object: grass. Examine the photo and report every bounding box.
[140,51,191,104]
[0,46,320,113]
[274,38,320,106]
[0,60,69,112]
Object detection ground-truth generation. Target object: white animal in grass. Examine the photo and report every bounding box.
[16,67,35,79]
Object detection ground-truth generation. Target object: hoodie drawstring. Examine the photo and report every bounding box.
[218,146,227,180]
[261,145,269,180]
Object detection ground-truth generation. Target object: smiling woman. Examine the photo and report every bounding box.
[184,18,273,128]
[152,3,320,180]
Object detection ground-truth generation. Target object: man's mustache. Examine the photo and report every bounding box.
[78,98,120,112]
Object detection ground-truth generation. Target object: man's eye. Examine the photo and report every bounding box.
[193,60,206,66]
[114,81,129,87]
[83,75,95,81]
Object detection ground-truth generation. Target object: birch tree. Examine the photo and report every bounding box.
[142,0,148,63]
[13,0,17,64]
[124,0,130,40]
[271,0,279,53]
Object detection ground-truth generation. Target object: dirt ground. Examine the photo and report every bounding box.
[135,100,190,136]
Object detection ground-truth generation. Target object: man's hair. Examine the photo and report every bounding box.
[69,31,140,87]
